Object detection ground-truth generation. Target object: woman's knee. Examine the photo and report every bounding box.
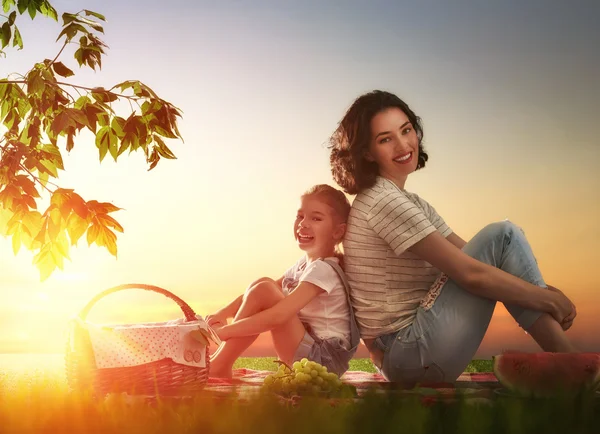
[479,220,524,243]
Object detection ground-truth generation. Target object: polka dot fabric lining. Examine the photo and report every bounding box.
[85,315,210,369]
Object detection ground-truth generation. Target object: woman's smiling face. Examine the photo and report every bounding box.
[366,107,420,188]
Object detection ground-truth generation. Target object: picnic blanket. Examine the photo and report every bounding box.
[204,368,499,401]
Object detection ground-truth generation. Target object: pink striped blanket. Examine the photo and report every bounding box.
[204,369,499,400]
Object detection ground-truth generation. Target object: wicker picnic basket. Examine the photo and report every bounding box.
[65,283,211,396]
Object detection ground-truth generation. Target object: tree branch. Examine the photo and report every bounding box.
[0,79,146,101]
[46,40,69,69]
[18,163,56,194]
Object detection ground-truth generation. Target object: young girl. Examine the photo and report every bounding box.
[206,184,359,378]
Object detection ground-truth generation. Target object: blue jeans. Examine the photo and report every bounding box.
[373,221,546,384]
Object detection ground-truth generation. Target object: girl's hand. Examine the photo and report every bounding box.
[547,285,577,331]
[205,311,228,328]
[212,323,228,341]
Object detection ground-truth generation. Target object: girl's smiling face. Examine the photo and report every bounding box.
[294,195,344,260]
[366,107,420,188]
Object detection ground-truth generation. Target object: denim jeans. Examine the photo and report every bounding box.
[373,220,546,385]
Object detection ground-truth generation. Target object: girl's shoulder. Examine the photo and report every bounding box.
[300,257,344,294]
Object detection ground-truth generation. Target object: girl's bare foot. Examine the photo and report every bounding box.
[208,353,234,378]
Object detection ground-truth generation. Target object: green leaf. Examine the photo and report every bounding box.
[52,61,74,77]
[76,16,104,33]
[95,126,110,162]
[26,70,44,96]
[110,116,126,137]
[40,0,57,21]
[91,88,118,103]
[107,128,118,161]
[56,22,86,42]
[16,0,26,14]
[41,144,65,170]
[0,82,9,100]
[97,110,110,127]
[74,95,90,109]
[2,0,15,13]
[154,135,177,159]
[12,25,22,49]
[39,159,58,178]
[61,12,77,25]
[115,80,137,92]
[1,22,11,49]
[38,171,48,188]
[83,10,106,21]
[26,0,35,19]
[117,138,130,157]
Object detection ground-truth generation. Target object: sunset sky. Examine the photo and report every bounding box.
[1,0,598,358]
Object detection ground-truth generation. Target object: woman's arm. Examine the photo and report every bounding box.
[446,232,467,250]
[408,231,560,314]
[216,282,323,340]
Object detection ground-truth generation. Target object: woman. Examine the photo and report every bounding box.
[328,90,578,385]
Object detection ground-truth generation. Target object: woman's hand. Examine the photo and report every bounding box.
[547,285,577,331]
[205,311,228,328]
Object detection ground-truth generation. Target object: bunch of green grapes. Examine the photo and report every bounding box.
[261,358,356,399]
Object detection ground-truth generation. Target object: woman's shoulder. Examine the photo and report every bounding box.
[355,176,410,207]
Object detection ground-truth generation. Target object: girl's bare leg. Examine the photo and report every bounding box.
[209,280,305,378]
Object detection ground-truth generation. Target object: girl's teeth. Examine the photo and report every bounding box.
[395,153,411,162]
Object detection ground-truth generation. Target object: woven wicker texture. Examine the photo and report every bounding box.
[65,283,210,396]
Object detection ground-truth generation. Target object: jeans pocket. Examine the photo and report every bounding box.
[384,339,445,386]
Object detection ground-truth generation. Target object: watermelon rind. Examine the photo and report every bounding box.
[492,352,600,398]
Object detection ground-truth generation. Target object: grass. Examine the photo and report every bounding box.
[1,358,597,433]
[233,357,495,373]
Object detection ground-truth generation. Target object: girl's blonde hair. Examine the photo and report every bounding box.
[301,184,351,268]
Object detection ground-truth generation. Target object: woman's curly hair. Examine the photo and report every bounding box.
[328,90,428,195]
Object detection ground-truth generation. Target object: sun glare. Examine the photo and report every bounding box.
[36,292,50,302]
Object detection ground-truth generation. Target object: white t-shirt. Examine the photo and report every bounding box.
[281,256,352,350]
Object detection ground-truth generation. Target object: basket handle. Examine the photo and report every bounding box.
[77,283,198,322]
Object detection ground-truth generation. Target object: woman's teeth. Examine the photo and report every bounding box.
[394,153,412,162]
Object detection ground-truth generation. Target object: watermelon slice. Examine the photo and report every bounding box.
[492,351,600,397]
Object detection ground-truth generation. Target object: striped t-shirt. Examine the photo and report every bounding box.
[342,176,453,339]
